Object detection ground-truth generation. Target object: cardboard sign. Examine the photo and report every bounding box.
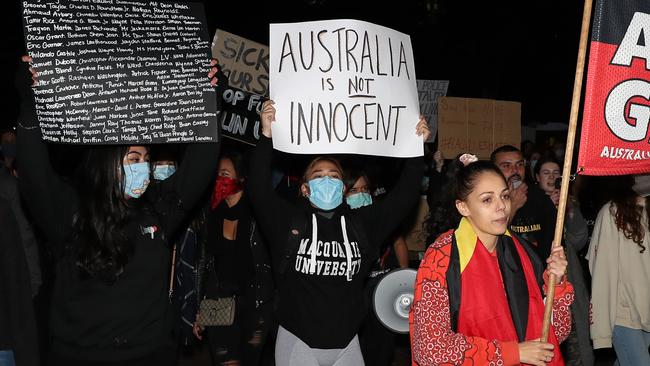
[212,29,269,97]
[417,80,449,142]
[22,0,218,144]
[438,97,521,159]
[578,0,650,175]
[269,19,422,157]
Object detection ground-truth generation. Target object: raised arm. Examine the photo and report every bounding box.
[366,157,422,243]
[157,59,223,235]
[16,57,76,247]
[359,116,430,244]
[247,101,295,250]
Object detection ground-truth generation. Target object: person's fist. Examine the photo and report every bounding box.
[519,339,555,366]
[260,100,276,138]
[415,115,430,142]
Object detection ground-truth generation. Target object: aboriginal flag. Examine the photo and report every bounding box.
[578,0,650,175]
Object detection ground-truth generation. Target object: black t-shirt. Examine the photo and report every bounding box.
[248,136,422,348]
[207,195,256,297]
[510,184,557,262]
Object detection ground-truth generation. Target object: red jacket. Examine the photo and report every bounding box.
[409,226,574,366]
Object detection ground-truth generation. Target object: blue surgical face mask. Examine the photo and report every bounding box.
[153,164,176,181]
[308,176,344,210]
[345,192,372,208]
[123,162,150,198]
[346,192,373,209]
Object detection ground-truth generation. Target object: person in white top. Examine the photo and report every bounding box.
[587,173,650,366]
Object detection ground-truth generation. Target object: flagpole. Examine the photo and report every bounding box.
[541,0,594,342]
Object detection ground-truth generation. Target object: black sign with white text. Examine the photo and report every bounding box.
[219,87,266,146]
[22,0,218,144]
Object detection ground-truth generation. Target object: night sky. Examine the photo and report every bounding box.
[0,0,585,131]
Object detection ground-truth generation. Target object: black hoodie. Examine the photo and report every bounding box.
[248,136,422,348]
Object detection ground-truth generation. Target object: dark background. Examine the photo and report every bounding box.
[0,0,585,131]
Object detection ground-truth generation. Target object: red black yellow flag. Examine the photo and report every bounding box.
[578,0,650,175]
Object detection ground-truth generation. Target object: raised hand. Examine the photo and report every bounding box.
[207,58,220,86]
[260,100,276,138]
[20,55,38,87]
[508,179,528,212]
[415,115,430,142]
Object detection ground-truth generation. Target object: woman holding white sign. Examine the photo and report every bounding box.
[248,100,428,366]
[16,56,224,365]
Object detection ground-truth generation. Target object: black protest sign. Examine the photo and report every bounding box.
[219,87,266,146]
[416,80,449,142]
[22,0,218,144]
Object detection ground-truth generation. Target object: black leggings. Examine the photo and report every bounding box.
[206,299,274,366]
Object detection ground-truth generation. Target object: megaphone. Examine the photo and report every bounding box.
[372,268,417,334]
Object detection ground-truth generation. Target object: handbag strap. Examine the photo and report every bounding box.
[168,244,177,301]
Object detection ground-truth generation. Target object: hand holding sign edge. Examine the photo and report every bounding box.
[260,100,276,138]
[209,58,229,115]
[16,55,39,129]
[416,115,431,143]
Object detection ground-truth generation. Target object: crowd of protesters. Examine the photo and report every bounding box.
[0,55,648,366]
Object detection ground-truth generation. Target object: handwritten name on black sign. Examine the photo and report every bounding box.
[22,0,218,144]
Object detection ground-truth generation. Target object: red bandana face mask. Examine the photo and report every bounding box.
[211,175,243,209]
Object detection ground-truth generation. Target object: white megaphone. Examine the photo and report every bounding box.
[372,268,417,334]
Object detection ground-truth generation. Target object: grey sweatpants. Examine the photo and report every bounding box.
[275,326,365,366]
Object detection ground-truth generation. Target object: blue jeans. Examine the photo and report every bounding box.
[0,351,15,366]
[612,325,650,366]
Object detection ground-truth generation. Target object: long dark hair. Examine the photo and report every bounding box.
[73,146,137,284]
[454,160,507,202]
[220,149,247,181]
[343,168,370,193]
[423,158,506,243]
[610,175,648,253]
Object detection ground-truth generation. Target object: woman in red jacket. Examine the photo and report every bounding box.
[410,155,574,366]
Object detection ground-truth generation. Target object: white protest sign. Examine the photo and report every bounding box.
[417,80,449,142]
[269,20,422,157]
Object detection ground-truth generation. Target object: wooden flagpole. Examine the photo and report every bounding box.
[541,0,594,342]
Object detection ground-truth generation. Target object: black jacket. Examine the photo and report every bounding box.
[0,198,39,366]
[16,89,221,361]
[196,195,274,308]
